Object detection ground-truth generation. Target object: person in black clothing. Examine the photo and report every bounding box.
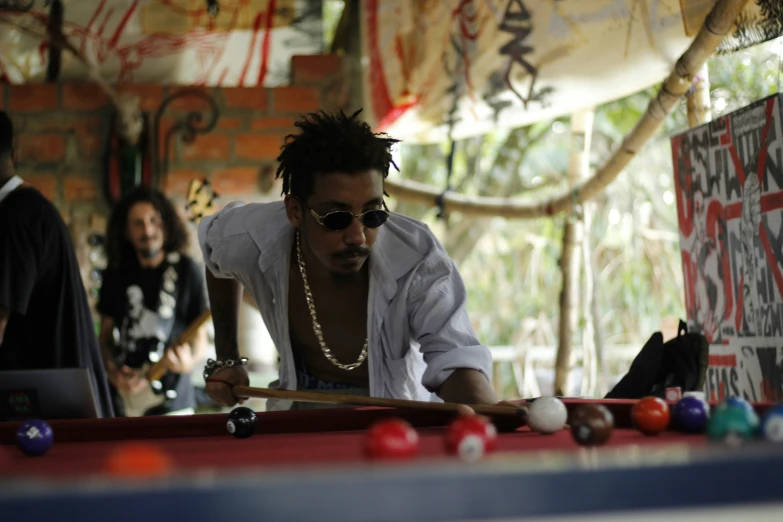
[97,185,208,417]
[0,110,115,418]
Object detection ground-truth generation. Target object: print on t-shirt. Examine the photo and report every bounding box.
[125,285,166,341]
[117,255,179,368]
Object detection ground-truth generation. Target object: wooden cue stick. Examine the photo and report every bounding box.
[233,385,527,419]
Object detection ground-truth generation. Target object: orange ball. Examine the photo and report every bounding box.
[632,396,670,435]
[105,442,173,478]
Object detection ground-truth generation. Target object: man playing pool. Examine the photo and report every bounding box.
[198,109,497,411]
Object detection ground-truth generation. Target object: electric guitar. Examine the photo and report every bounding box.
[117,177,219,416]
[185,177,218,223]
[117,309,213,416]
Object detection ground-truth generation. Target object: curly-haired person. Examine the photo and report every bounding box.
[199,109,501,411]
[97,186,208,417]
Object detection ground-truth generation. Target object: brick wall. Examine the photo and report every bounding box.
[0,54,348,306]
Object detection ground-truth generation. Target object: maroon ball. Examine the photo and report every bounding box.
[570,404,614,446]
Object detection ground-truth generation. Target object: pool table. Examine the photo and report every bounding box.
[1,398,782,521]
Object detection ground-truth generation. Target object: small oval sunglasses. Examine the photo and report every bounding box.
[309,201,390,231]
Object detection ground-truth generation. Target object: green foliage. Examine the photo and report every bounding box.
[392,38,783,397]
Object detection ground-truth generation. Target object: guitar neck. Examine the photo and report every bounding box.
[146,309,213,382]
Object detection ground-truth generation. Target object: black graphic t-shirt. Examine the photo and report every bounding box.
[0,186,115,418]
[97,253,208,415]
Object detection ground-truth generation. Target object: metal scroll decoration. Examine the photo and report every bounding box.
[152,87,220,191]
[102,97,152,207]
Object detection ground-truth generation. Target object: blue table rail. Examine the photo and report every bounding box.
[2,442,783,522]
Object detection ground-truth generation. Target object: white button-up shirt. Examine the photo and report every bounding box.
[198,200,492,411]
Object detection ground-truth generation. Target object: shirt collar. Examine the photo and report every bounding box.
[0,175,23,205]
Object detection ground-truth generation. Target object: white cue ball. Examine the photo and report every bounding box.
[528,396,568,434]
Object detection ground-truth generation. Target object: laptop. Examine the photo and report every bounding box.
[0,368,101,421]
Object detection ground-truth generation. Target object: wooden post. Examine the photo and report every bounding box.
[554,109,594,397]
[581,199,599,397]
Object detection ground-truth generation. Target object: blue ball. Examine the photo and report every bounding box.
[16,419,54,456]
[672,396,710,433]
[722,397,758,425]
[724,396,754,413]
[760,405,783,443]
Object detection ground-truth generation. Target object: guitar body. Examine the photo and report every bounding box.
[116,309,212,417]
[116,369,164,417]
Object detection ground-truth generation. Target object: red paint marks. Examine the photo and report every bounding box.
[759,224,783,301]
[83,0,108,54]
[727,127,747,188]
[256,0,276,86]
[216,68,229,87]
[108,0,138,50]
[366,0,399,130]
[239,12,265,86]
[754,97,777,182]
[724,193,783,220]
[762,380,774,403]
[709,354,737,367]
[672,135,695,239]
[6,0,283,88]
[376,95,419,131]
[735,272,745,333]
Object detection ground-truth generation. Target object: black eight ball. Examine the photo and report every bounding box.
[227,406,257,438]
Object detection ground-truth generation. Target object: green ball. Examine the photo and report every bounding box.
[706,404,759,444]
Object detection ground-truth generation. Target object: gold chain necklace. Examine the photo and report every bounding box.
[295,229,368,370]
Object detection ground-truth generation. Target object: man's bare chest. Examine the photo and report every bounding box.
[287,269,369,380]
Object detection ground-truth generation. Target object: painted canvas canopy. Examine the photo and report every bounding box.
[0,0,323,86]
[360,0,782,142]
[0,0,780,143]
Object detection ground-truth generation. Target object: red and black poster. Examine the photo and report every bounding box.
[671,93,783,404]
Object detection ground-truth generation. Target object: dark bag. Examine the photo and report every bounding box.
[605,320,709,399]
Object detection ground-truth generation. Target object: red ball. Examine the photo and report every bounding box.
[632,396,671,435]
[105,442,173,478]
[363,419,419,460]
[445,414,498,462]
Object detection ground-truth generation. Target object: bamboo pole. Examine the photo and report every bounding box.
[385,0,749,219]
[687,64,712,127]
[554,110,594,397]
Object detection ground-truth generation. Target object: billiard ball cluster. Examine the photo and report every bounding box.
[582,393,783,446]
[362,415,500,462]
[706,396,783,445]
[363,397,571,461]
